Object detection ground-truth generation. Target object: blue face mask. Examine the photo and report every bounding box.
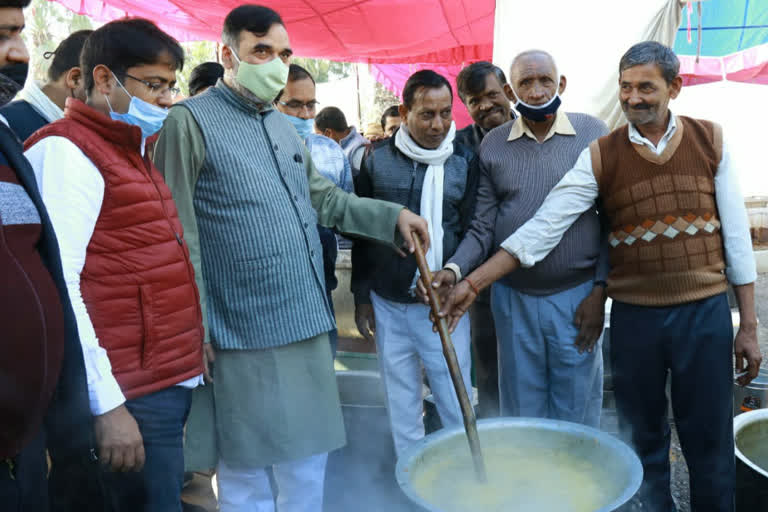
[512,76,562,122]
[282,112,314,140]
[105,74,168,138]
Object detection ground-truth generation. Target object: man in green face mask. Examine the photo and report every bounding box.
[153,5,430,511]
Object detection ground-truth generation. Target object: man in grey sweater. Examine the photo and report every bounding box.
[426,50,609,427]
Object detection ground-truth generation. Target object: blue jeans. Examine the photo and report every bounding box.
[0,430,48,512]
[101,386,192,512]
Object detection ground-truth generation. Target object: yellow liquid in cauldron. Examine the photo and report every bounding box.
[411,443,609,512]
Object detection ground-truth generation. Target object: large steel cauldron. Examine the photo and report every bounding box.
[396,418,642,512]
[734,408,768,510]
[324,371,414,511]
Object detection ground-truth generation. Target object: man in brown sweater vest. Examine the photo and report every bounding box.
[434,42,761,512]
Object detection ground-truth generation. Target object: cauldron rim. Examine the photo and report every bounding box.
[395,417,643,512]
[734,409,768,478]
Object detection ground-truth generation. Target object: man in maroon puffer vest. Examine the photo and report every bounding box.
[25,18,206,512]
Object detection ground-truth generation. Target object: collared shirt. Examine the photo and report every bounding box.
[25,136,202,416]
[446,111,606,282]
[507,110,576,144]
[305,133,353,193]
[501,113,757,286]
[339,126,368,175]
[18,81,63,123]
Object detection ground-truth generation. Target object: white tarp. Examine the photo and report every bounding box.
[492,0,768,195]
[493,0,682,130]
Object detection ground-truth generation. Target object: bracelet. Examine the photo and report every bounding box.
[465,277,480,296]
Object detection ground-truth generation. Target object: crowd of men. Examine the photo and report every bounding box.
[0,1,763,512]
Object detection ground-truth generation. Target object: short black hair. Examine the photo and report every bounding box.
[46,30,93,82]
[380,105,400,129]
[222,5,284,49]
[315,106,348,133]
[0,0,32,7]
[287,63,315,85]
[275,64,315,101]
[402,70,452,109]
[619,41,680,84]
[456,61,507,103]
[80,18,184,93]
[188,61,223,96]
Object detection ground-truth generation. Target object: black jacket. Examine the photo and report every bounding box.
[352,135,479,304]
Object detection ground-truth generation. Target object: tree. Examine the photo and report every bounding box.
[23,0,93,82]
[292,57,353,83]
[176,41,218,97]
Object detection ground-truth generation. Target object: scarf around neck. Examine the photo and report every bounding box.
[19,81,63,123]
[394,121,456,282]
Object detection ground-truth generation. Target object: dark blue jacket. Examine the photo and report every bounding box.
[0,100,48,142]
[352,135,479,304]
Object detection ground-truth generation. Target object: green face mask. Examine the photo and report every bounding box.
[231,50,289,103]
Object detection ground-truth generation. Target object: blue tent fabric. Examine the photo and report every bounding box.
[674,0,768,57]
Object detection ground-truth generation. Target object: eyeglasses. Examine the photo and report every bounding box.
[125,74,181,98]
[278,100,320,111]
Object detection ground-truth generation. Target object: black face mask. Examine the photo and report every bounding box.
[0,62,28,106]
[514,94,561,123]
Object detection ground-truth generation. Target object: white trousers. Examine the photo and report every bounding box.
[370,291,472,457]
[217,452,328,512]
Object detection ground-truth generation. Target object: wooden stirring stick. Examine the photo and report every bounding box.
[412,233,487,483]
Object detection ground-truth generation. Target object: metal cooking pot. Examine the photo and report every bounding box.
[396,418,642,512]
[734,368,768,415]
[324,371,414,511]
[734,408,768,509]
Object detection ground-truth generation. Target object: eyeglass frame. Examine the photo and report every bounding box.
[277,99,320,112]
[124,73,181,98]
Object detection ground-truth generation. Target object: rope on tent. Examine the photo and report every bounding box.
[697,1,702,63]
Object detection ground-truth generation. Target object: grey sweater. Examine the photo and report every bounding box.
[448,113,610,295]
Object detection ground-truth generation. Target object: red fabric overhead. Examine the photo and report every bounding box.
[52,0,495,64]
[370,63,473,129]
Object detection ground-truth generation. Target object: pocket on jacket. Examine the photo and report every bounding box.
[138,284,155,370]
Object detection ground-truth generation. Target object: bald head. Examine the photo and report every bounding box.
[509,50,558,82]
[508,49,565,109]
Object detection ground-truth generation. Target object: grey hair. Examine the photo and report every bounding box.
[619,41,679,84]
[509,50,559,81]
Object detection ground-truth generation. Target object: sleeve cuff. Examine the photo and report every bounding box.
[727,264,757,287]
[443,263,462,282]
[353,289,372,305]
[500,234,536,268]
[89,375,126,416]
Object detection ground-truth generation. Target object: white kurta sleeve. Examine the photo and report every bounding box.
[500,147,600,267]
[714,136,757,286]
[25,136,126,416]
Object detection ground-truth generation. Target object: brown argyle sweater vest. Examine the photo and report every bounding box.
[590,116,726,306]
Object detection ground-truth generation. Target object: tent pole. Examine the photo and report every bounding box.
[355,63,362,129]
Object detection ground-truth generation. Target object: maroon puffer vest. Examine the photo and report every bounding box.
[25,98,204,400]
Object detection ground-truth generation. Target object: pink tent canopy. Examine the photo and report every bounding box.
[52,0,492,127]
[371,63,472,128]
[679,44,768,86]
[52,0,494,64]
